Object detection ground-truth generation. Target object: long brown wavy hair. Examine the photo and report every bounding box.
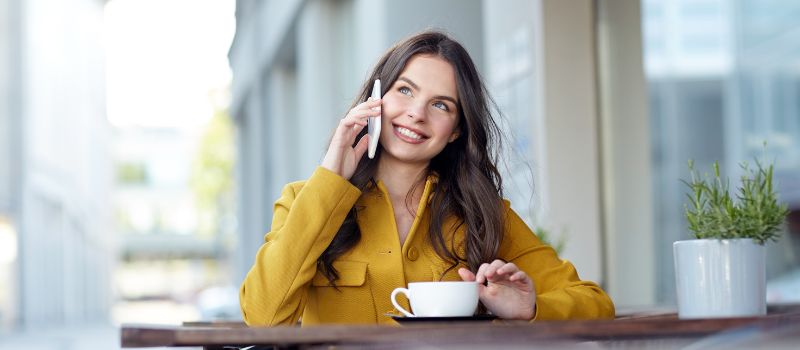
[318,30,505,284]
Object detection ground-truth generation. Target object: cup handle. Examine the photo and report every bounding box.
[390,288,414,317]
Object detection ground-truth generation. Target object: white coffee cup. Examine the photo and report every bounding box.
[390,281,479,317]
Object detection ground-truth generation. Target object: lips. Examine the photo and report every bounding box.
[393,124,428,144]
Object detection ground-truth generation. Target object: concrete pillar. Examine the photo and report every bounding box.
[536,0,604,283]
[297,0,340,178]
[597,0,656,307]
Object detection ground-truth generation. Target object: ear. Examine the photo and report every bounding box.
[448,128,460,143]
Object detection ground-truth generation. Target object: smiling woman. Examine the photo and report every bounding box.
[239,31,614,325]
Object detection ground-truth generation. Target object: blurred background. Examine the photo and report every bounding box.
[1,0,800,348]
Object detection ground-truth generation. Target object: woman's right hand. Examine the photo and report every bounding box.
[321,98,382,180]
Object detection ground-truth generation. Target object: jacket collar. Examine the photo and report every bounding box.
[368,172,439,204]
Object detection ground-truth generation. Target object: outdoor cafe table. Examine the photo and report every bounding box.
[121,304,800,349]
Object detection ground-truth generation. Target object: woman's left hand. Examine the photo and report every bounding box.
[458,260,536,320]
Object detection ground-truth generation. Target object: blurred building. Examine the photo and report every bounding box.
[114,127,211,258]
[0,0,112,329]
[102,0,238,325]
[111,126,237,323]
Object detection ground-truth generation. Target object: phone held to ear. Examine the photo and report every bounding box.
[367,79,381,159]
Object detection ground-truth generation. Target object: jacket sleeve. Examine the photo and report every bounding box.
[498,202,615,321]
[239,167,362,325]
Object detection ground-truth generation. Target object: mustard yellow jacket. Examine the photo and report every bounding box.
[240,167,615,325]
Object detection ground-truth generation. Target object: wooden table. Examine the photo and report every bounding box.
[121,304,800,349]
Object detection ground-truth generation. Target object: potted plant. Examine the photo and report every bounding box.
[673,158,788,319]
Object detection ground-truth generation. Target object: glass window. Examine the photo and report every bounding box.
[642,0,800,304]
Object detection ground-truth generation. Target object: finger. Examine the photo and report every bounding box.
[353,134,370,160]
[484,260,507,282]
[509,270,527,282]
[347,119,369,146]
[339,117,368,131]
[458,268,476,282]
[342,116,373,132]
[477,283,487,299]
[354,98,383,112]
[475,263,490,284]
[510,271,534,290]
[346,107,381,121]
[361,98,382,108]
[497,262,519,276]
[332,119,366,150]
[350,121,368,141]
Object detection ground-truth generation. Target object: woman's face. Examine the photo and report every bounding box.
[379,54,460,166]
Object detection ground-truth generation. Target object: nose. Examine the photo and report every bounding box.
[406,102,427,122]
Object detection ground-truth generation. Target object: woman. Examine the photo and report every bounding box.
[240,31,614,325]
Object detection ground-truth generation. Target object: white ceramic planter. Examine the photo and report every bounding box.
[673,238,766,319]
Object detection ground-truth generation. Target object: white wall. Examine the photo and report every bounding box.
[597,0,656,306]
[0,0,23,329]
[234,88,269,283]
[536,0,605,284]
[266,66,299,203]
[0,0,20,214]
[353,0,388,80]
[11,0,112,327]
[297,0,344,177]
[385,0,484,72]
[483,0,542,251]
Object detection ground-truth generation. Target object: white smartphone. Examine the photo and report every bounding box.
[367,79,381,159]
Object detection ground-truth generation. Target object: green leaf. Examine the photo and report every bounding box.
[681,153,788,244]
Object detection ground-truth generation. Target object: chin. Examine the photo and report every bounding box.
[382,148,433,165]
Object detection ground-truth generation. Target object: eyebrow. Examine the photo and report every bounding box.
[398,76,459,105]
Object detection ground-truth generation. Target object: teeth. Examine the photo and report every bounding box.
[396,126,423,140]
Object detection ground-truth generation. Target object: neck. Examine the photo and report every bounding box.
[375,156,428,201]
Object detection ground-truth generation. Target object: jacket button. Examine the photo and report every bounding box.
[407,247,419,261]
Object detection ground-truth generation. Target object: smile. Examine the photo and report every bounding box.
[393,125,428,144]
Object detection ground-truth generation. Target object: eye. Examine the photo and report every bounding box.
[433,101,449,111]
[398,86,412,96]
